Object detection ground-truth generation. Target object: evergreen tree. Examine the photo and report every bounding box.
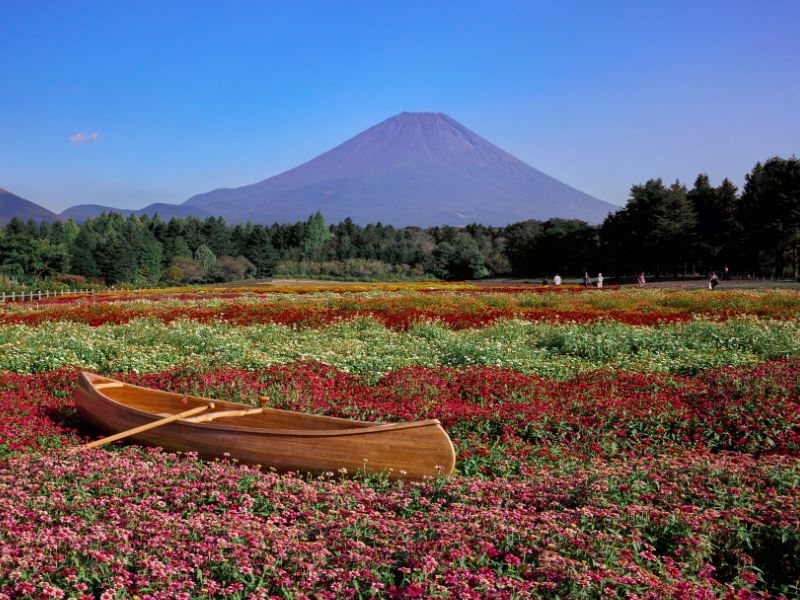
[600,179,695,276]
[181,217,206,252]
[202,217,234,257]
[715,178,741,272]
[739,157,800,278]
[243,226,278,277]
[36,239,70,276]
[0,218,37,278]
[535,219,598,276]
[689,174,739,273]
[301,212,329,260]
[503,220,543,274]
[654,182,696,276]
[231,223,254,256]
[69,223,101,278]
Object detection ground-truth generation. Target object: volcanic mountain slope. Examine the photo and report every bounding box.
[0,188,58,225]
[184,112,617,226]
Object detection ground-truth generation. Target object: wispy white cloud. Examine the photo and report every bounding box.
[69,132,100,144]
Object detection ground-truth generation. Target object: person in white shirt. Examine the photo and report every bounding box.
[597,273,604,288]
[553,274,562,285]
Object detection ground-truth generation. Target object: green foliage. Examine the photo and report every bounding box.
[432,236,489,280]
[1,316,798,378]
[217,255,255,280]
[193,244,219,280]
[301,211,330,260]
[276,258,429,281]
[600,179,697,277]
[169,256,206,283]
[0,156,798,284]
[739,157,800,278]
[688,174,739,270]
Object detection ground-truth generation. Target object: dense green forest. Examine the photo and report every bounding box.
[1,156,798,285]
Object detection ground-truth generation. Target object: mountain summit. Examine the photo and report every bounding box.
[184,112,615,225]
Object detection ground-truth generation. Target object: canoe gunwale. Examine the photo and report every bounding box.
[79,372,443,438]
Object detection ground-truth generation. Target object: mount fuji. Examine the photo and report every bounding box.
[182,112,616,226]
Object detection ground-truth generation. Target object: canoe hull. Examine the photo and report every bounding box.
[74,373,456,480]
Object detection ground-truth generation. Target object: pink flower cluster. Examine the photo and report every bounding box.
[0,447,796,598]
[0,361,798,597]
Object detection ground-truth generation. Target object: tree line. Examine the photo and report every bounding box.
[0,156,798,285]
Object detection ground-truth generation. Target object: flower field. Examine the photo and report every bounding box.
[0,287,799,598]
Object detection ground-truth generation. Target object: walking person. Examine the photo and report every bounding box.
[582,272,591,287]
[554,274,562,286]
[597,273,604,288]
[637,272,646,287]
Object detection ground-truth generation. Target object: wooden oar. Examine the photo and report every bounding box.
[72,402,215,452]
[184,406,265,423]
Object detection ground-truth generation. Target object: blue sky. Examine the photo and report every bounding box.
[1,1,798,213]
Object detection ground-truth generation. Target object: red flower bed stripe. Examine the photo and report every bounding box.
[3,359,797,462]
[0,303,746,328]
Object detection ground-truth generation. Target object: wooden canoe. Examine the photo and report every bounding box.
[74,372,456,480]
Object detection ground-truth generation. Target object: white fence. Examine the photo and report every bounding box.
[0,288,119,302]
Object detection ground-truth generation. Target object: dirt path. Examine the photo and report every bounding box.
[210,277,798,291]
[621,279,799,290]
[470,278,799,290]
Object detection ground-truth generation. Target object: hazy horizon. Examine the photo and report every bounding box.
[2,1,798,213]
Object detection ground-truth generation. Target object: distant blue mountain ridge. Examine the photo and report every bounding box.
[0,188,58,225]
[59,203,213,223]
